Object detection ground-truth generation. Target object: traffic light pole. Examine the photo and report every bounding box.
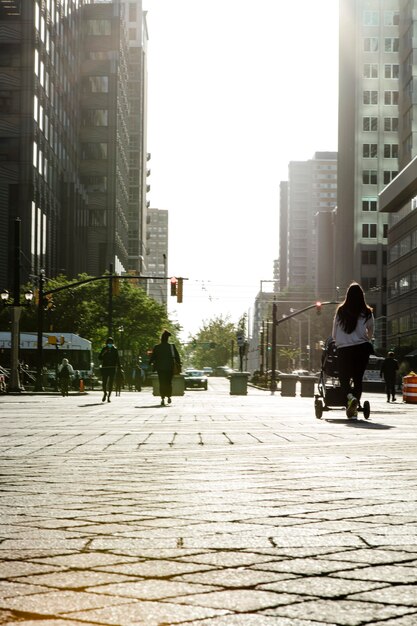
[34,271,45,391]
[270,300,338,393]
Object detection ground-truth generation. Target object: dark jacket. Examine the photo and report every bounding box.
[150,342,181,372]
[99,345,120,369]
[380,357,399,380]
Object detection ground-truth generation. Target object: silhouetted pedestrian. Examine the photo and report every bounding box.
[58,358,73,397]
[98,337,120,403]
[149,330,181,406]
[380,351,399,402]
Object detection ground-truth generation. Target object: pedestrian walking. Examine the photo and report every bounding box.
[332,282,374,419]
[149,330,181,406]
[58,357,73,397]
[115,366,125,396]
[380,351,399,402]
[98,336,120,403]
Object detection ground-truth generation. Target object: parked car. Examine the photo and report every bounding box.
[203,366,213,376]
[213,366,234,378]
[184,369,208,390]
[292,369,311,377]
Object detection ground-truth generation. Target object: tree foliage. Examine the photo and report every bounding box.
[0,274,179,360]
[183,315,239,369]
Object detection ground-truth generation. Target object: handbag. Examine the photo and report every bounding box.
[170,344,181,375]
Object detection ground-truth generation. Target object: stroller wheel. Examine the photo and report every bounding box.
[363,400,370,419]
[314,398,323,419]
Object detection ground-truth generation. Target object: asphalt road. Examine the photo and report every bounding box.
[0,379,416,625]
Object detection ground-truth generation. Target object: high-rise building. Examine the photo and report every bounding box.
[0,0,149,290]
[146,208,168,307]
[285,152,337,293]
[336,0,399,323]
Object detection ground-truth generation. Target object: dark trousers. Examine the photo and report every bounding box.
[158,369,173,398]
[337,343,370,404]
[102,368,116,395]
[384,377,396,400]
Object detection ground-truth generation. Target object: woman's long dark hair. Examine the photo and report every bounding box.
[336,283,373,334]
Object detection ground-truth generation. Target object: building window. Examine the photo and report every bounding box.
[364,63,378,78]
[361,277,378,290]
[384,64,399,79]
[129,28,136,40]
[363,90,378,104]
[82,109,109,126]
[363,170,378,184]
[86,19,111,35]
[363,144,378,158]
[81,143,108,159]
[383,224,389,238]
[385,38,399,52]
[362,250,377,264]
[384,117,398,131]
[383,170,398,184]
[81,175,107,192]
[364,37,379,52]
[129,3,137,21]
[363,11,379,25]
[384,144,399,158]
[362,224,377,238]
[363,117,378,131]
[362,198,378,211]
[384,91,399,105]
[384,11,399,26]
[87,76,109,93]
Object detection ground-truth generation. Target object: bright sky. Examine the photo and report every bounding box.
[143,0,339,340]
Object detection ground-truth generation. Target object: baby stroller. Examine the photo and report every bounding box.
[314,337,370,419]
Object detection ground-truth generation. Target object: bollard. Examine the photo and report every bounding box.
[402,372,417,403]
[79,378,85,392]
[299,375,315,397]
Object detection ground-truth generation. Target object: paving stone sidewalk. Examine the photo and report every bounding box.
[0,380,416,625]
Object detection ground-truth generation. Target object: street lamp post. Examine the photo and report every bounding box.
[1,218,34,392]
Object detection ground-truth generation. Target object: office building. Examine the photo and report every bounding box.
[285,152,337,294]
[0,0,150,290]
[146,208,168,307]
[337,0,399,328]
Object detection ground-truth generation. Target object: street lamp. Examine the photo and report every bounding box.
[1,288,34,392]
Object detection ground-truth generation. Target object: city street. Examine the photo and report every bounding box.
[0,379,416,625]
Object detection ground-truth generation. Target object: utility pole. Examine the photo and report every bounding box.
[108,262,113,338]
[34,270,45,391]
[270,301,277,393]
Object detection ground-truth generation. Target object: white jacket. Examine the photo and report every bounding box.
[332,313,374,349]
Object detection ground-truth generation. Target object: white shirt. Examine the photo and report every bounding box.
[332,312,374,349]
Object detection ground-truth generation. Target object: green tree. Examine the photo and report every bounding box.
[184,315,238,369]
[0,274,179,360]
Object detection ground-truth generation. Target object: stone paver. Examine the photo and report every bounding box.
[1,380,417,625]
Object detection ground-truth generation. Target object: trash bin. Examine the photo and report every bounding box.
[151,374,185,397]
[230,372,250,395]
[299,375,315,398]
[280,374,297,397]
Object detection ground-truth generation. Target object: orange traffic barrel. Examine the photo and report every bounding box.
[402,372,417,403]
[79,378,85,393]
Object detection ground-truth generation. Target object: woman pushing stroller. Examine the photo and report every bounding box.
[332,283,374,419]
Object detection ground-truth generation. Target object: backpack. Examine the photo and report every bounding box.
[60,364,70,378]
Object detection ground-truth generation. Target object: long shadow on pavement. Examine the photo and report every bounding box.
[324,418,394,430]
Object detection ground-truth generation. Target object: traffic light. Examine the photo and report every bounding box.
[170,276,177,296]
[177,277,183,303]
[316,301,322,315]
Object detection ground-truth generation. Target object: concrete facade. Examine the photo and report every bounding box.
[146,208,168,307]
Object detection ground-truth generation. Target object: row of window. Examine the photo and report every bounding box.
[364,37,399,52]
[363,144,398,158]
[362,223,388,239]
[364,63,399,79]
[389,315,417,336]
[363,170,398,184]
[363,90,399,105]
[389,273,417,299]
[363,10,399,26]
[389,229,417,263]
[363,116,398,131]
